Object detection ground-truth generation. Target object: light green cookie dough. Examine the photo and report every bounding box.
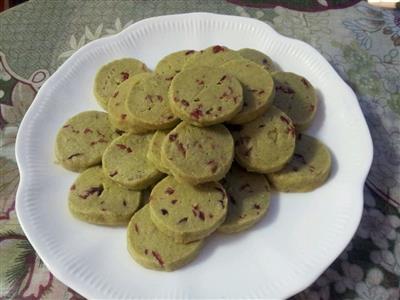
[155,49,197,80]
[183,45,241,69]
[126,73,179,130]
[161,122,234,185]
[267,134,331,192]
[218,164,271,233]
[94,58,148,110]
[272,72,318,131]
[221,59,275,124]
[237,48,275,72]
[127,205,203,271]
[147,130,171,174]
[102,133,163,189]
[55,111,116,172]
[169,66,243,126]
[149,176,228,243]
[68,166,142,225]
[235,106,296,173]
[108,73,153,134]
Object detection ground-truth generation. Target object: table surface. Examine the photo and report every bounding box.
[0,0,399,299]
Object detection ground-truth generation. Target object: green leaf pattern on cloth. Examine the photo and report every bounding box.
[0,0,399,299]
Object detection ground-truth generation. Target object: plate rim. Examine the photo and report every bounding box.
[15,12,373,299]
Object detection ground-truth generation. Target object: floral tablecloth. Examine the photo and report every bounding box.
[0,1,399,299]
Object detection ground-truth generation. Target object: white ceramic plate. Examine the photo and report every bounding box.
[16,13,373,299]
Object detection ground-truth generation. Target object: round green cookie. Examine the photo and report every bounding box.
[237,48,275,72]
[267,134,331,192]
[127,205,203,271]
[155,49,197,80]
[126,73,179,130]
[147,130,171,174]
[183,45,241,69]
[149,176,228,243]
[221,59,275,124]
[94,58,148,110]
[161,122,234,185]
[169,66,243,126]
[218,164,271,233]
[235,106,296,173]
[68,166,141,225]
[102,133,163,189]
[272,72,318,131]
[108,73,153,134]
[55,111,116,172]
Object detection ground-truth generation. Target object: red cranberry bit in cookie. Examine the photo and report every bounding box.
[165,187,175,195]
[134,223,139,234]
[152,251,164,267]
[109,170,118,177]
[280,115,291,125]
[185,50,195,55]
[161,209,169,216]
[84,128,93,134]
[113,91,119,98]
[120,72,129,81]
[169,134,178,142]
[212,45,225,53]
[79,185,104,199]
[276,85,295,94]
[191,108,203,119]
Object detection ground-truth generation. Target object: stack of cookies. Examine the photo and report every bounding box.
[55,46,332,271]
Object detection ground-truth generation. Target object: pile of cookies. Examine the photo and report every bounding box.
[55,46,332,271]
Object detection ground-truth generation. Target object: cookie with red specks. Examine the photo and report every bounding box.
[219,164,271,233]
[94,58,148,110]
[147,130,171,174]
[125,73,179,130]
[149,176,228,243]
[169,66,243,126]
[102,133,164,189]
[161,122,234,185]
[55,111,116,172]
[183,45,241,69]
[155,49,197,80]
[68,166,141,225]
[108,73,153,134]
[267,134,331,192]
[272,72,318,131]
[237,48,275,72]
[234,106,296,173]
[221,59,275,124]
[127,205,203,271]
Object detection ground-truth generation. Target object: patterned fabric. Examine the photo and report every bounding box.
[0,0,399,299]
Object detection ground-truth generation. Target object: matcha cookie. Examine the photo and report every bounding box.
[238,48,275,72]
[155,49,197,80]
[218,164,271,233]
[147,130,170,174]
[169,66,243,126]
[108,73,153,134]
[55,111,116,172]
[235,106,296,173]
[149,176,228,243]
[94,58,148,110]
[102,133,163,189]
[267,134,331,192]
[68,166,141,225]
[272,72,318,131]
[126,73,179,130]
[161,122,234,185]
[183,45,241,69]
[127,205,203,271]
[221,59,275,124]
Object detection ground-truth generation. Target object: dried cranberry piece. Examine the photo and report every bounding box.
[161,209,169,215]
[134,223,139,234]
[109,170,118,177]
[165,187,175,195]
[185,50,195,55]
[169,134,178,142]
[212,45,225,53]
[178,217,188,224]
[120,72,129,81]
[190,108,203,119]
[152,251,164,267]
